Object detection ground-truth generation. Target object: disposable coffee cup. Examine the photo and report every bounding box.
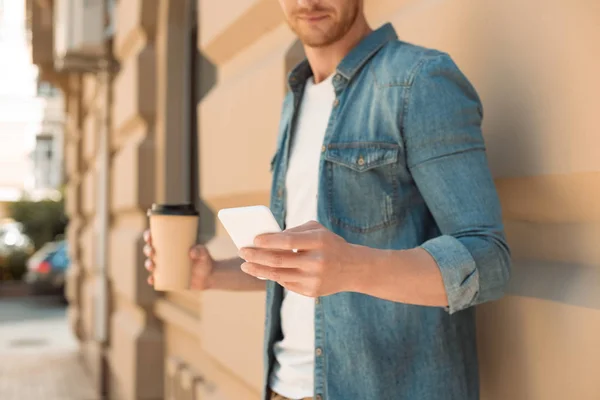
[147,203,199,291]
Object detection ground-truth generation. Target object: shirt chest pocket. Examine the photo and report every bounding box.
[323,143,401,232]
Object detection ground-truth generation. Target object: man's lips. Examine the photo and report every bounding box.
[298,14,329,22]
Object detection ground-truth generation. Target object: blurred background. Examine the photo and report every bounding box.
[0,0,598,399]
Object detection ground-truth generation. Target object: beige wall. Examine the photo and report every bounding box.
[55,0,599,399]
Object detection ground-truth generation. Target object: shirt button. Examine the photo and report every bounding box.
[316,395,323,400]
[277,188,283,198]
[333,98,340,107]
[357,156,365,166]
[316,347,323,356]
[321,145,326,153]
[315,297,320,305]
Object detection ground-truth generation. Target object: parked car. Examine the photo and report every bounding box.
[25,240,70,297]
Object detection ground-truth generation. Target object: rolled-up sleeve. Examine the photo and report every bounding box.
[403,53,512,314]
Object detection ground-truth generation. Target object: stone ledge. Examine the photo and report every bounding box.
[154,298,202,337]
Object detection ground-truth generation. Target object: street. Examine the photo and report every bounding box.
[0,296,99,400]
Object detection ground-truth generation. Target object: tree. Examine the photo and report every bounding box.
[8,198,68,251]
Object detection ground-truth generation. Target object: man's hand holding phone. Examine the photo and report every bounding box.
[239,220,369,297]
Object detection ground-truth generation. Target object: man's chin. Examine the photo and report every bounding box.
[297,33,337,48]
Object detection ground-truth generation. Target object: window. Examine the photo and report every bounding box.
[37,82,60,97]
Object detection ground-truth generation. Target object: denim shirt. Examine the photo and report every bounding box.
[265,23,511,400]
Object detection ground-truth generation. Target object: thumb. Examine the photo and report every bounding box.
[283,220,321,233]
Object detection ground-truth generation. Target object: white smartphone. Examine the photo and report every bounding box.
[218,206,282,281]
[217,205,282,250]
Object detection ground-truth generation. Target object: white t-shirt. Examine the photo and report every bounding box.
[269,75,335,399]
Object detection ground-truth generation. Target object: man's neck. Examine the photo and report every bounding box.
[304,16,372,83]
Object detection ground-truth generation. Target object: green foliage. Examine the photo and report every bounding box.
[8,199,68,251]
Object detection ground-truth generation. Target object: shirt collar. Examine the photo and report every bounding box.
[287,23,398,91]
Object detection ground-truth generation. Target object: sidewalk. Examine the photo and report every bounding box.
[0,297,99,400]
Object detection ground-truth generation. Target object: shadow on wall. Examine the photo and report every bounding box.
[196,38,307,243]
[477,46,540,179]
[285,39,306,93]
[196,49,217,244]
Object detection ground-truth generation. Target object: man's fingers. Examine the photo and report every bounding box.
[239,248,308,268]
[143,230,155,287]
[253,220,321,248]
[189,245,207,261]
[144,258,155,272]
[143,229,152,245]
[254,229,324,251]
[282,220,321,233]
[143,244,154,258]
[241,262,303,282]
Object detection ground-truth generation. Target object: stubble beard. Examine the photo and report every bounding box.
[289,3,360,48]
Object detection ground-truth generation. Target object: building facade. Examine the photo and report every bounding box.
[28,0,600,399]
[32,81,64,191]
[0,0,41,217]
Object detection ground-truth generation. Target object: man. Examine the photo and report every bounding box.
[144,0,511,399]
